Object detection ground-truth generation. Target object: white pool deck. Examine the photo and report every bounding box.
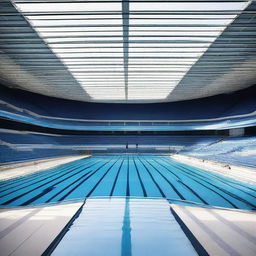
[0,202,83,256]
[172,204,256,256]
[0,198,255,256]
[171,154,256,185]
[0,155,89,181]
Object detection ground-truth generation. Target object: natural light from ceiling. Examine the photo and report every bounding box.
[14,1,249,102]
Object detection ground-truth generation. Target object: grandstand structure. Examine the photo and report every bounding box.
[0,0,256,256]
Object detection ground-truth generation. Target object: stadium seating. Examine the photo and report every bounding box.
[1,85,256,131]
[182,137,256,168]
[0,144,77,164]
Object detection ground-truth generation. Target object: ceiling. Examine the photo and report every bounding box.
[0,0,256,103]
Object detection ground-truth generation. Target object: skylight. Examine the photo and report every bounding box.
[14,1,125,101]
[127,1,248,100]
[13,1,249,102]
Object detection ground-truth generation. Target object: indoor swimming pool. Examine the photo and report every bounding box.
[0,155,255,209]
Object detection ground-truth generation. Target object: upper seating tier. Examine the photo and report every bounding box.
[1,85,256,131]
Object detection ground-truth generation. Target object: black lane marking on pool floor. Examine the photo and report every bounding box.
[85,156,122,198]
[0,155,255,209]
[126,156,130,197]
[0,159,87,195]
[160,157,256,209]
[149,157,208,205]
[3,159,102,206]
[0,159,94,197]
[110,158,125,197]
[21,160,103,206]
[168,158,256,208]
[157,157,240,209]
[58,156,117,201]
[0,158,87,190]
[142,157,185,200]
[168,158,256,197]
[136,156,166,198]
[132,156,147,197]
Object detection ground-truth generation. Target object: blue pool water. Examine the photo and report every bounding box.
[0,155,255,209]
